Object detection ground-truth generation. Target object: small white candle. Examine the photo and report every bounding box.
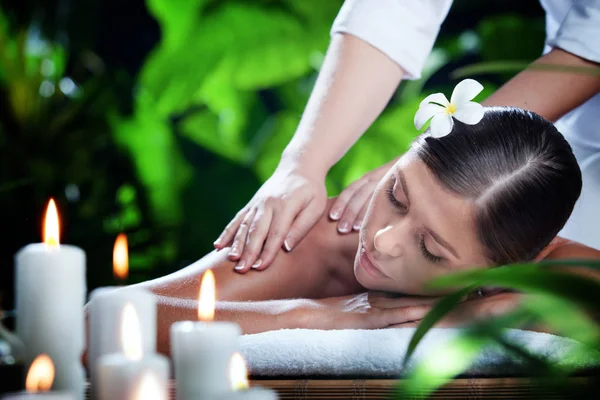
[96,304,169,400]
[15,200,85,399]
[2,354,75,400]
[171,270,242,399]
[87,286,156,393]
[214,353,278,400]
[132,371,167,400]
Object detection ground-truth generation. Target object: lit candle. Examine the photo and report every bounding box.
[15,199,85,398]
[113,233,128,285]
[214,353,278,400]
[171,269,242,399]
[96,303,169,400]
[132,371,167,400]
[87,233,156,396]
[2,354,75,399]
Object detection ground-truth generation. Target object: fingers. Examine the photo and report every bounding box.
[251,203,299,270]
[228,208,257,264]
[337,183,374,233]
[214,208,247,250]
[353,202,370,232]
[369,293,442,308]
[381,305,433,327]
[329,181,366,223]
[233,207,273,273]
[282,196,326,252]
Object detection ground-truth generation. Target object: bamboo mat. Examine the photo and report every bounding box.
[84,377,600,399]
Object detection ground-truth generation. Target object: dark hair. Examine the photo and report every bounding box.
[411,106,581,265]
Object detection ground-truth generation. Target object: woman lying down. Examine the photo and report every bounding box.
[136,81,600,355]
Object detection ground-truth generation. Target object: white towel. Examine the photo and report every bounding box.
[239,328,600,377]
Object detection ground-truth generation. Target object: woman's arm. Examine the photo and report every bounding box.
[135,199,368,354]
[214,33,404,273]
[483,48,600,122]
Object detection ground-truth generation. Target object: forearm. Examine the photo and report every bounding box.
[281,33,404,178]
[483,48,600,121]
[156,295,321,355]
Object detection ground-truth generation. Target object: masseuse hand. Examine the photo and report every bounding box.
[214,165,327,272]
[329,156,399,233]
[306,292,439,330]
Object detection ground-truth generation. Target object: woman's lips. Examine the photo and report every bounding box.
[359,245,388,279]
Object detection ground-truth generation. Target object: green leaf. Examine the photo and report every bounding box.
[521,294,600,348]
[199,3,332,90]
[429,263,600,311]
[146,0,209,48]
[110,112,193,226]
[400,332,490,398]
[477,14,545,63]
[400,311,550,399]
[253,110,300,181]
[403,286,475,368]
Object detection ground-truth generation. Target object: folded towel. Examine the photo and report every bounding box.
[239,328,600,377]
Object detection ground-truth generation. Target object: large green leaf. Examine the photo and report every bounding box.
[110,111,192,226]
[146,0,210,48]
[253,110,300,182]
[400,310,556,399]
[195,2,333,91]
[400,331,490,398]
[430,262,600,311]
[403,286,475,367]
[521,294,600,348]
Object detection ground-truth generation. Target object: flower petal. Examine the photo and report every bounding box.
[419,93,450,108]
[453,102,485,125]
[450,79,484,105]
[430,114,453,138]
[414,103,444,130]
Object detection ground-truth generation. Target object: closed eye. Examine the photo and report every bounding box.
[419,234,443,263]
[386,184,407,212]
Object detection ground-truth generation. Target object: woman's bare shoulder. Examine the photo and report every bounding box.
[538,237,600,261]
[143,198,362,302]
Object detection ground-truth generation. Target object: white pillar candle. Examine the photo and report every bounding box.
[15,200,85,399]
[214,353,278,400]
[170,270,242,400]
[87,287,157,397]
[96,304,169,400]
[96,355,169,400]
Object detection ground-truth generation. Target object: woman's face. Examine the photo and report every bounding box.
[354,153,491,295]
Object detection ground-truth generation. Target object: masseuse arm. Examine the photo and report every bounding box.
[216,1,453,271]
[214,32,404,272]
[483,48,600,121]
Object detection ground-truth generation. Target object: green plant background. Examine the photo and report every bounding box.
[0,0,547,306]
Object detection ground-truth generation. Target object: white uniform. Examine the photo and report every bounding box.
[332,0,600,250]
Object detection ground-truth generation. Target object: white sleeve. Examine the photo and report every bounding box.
[331,0,453,80]
[549,0,600,63]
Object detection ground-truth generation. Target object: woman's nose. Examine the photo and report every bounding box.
[374,225,403,257]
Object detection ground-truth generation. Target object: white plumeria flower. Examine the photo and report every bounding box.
[414,79,485,138]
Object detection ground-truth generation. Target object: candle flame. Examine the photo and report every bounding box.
[229,352,250,391]
[26,354,55,392]
[198,269,215,321]
[121,303,143,361]
[134,371,165,400]
[43,199,60,246]
[113,234,129,281]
